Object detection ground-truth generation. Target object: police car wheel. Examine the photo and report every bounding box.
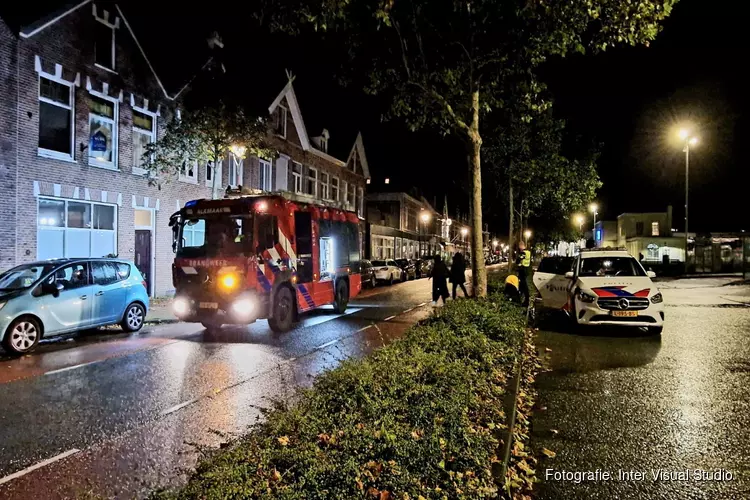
[269,287,294,333]
[333,280,349,314]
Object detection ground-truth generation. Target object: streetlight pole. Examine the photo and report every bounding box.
[684,139,690,264]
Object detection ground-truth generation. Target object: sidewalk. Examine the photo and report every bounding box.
[146,299,178,324]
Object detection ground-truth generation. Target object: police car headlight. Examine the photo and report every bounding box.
[650,292,663,304]
[173,297,190,316]
[232,298,255,316]
[578,290,597,303]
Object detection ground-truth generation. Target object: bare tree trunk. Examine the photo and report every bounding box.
[468,90,487,298]
[508,179,514,271]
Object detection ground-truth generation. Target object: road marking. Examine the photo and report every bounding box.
[45,361,97,376]
[160,398,199,416]
[417,302,428,307]
[384,315,396,321]
[357,325,372,332]
[403,307,414,313]
[314,339,339,350]
[0,448,80,485]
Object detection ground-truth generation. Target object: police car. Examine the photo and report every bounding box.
[533,248,664,334]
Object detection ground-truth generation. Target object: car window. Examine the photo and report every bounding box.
[115,263,131,280]
[386,260,395,266]
[579,257,646,277]
[372,260,386,267]
[538,257,574,275]
[91,262,118,285]
[49,263,89,290]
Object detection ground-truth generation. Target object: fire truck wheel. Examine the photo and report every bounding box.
[201,318,223,333]
[333,280,349,314]
[269,286,295,333]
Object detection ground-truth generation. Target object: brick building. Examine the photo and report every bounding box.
[0,2,371,296]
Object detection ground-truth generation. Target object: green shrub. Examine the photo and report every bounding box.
[158,284,525,500]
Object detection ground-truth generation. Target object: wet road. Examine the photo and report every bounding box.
[531,278,750,499]
[0,272,475,499]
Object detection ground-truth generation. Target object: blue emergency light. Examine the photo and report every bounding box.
[185,200,199,208]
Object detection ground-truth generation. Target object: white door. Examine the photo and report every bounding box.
[533,257,575,309]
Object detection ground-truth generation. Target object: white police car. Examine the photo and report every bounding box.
[533,249,664,334]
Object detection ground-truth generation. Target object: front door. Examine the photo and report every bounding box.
[135,230,152,295]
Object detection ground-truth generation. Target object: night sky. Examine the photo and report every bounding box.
[146,0,746,236]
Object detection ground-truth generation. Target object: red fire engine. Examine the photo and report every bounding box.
[169,188,363,332]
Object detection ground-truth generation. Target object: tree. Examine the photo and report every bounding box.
[143,102,274,197]
[262,0,676,297]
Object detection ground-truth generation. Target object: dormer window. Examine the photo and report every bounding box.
[320,137,327,153]
[275,105,288,138]
[93,5,119,71]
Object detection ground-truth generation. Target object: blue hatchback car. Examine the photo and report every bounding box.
[0,258,149,355]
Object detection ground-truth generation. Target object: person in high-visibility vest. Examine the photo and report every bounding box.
[516,240,531,307]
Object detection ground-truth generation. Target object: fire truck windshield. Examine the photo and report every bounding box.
[177,214,254,258]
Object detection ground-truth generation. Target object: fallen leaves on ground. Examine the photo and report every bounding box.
[541,448,556,458]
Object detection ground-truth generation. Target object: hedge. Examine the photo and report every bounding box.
[157,280,526,499]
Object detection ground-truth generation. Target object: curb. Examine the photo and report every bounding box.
[497,355,524,496]
[144,318,180,325]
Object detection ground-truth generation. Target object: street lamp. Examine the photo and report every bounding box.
[589,203,598,236]
[524,229,532,244]
[229,144,247,159]
[574,214,585,232]
[678,127,698,265]
[419,211,431,257]
[461,227,469,237]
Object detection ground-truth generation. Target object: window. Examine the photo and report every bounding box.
[94,18,116,70]
[53,263,89,290]
[320,172,330,200]
[259,159,273,191]
[88,95,118,168]
[358,187,364,217]
[91,261,118,286]
[256,214,280,254]
[132,110,155,175]
[306,167,317,197]
[348,183,356,211]
[342,180,348,206]
[331,177,339,201]
[636,221,644,236]
[320,137,327,153]
[579,257,647,277]
[206,160,222,188]
[115,262,131,280]
[179,160,198,184]
[651,221,659,236]
[229,155,243,186]
[275,105,288,138]
[37,198,117,260]
[292,162,303,194]
[182,219,205,247]
[39,76,74,159]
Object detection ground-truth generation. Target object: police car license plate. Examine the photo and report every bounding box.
[199,302,218,309]
[611,310,638,317]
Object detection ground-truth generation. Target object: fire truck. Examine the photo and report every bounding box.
[169,187,363,332]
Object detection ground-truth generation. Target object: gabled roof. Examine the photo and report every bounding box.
[269,77,372,172]
[346,132,372,180]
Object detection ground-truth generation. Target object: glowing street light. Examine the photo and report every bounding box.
[461,227,469,237]
[492,239,498,248]
[230,144,247,159]
[574,214,585,232]
[676,126,699,260]
[420,212,431,223]
[524,229,532,243]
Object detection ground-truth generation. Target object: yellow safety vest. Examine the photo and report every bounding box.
[520,250,531,267]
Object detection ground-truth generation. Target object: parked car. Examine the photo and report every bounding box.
[371,259,403,286]
[533,249,664,334]
[360,260,377,288]
[395,259,417,281]
[0,258,149,355]
[417,257,435,278]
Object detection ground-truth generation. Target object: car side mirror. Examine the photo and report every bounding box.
[564,271,574,279]
[647,270,656,278]
[41,282,63,297]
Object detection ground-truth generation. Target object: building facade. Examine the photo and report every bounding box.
[594,220,618,248]
[0,3,370,297]
[365,193,438,260]
[615,206,687,263]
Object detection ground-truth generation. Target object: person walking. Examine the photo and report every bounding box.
[450,252,469,299]
[516,240,532,307]
[429,254,450,306]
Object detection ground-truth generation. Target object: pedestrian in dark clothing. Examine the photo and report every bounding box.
[516,241,531,307]
[429,255,450,305]
[450,252,469,299]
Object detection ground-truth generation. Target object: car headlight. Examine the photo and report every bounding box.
[651,292,663,304]
[577,290,597,303]
[232,298,254,316]
[173,297,190,315]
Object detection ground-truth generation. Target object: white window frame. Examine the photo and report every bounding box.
[37,196,118,260]
[307,167,318,198]
[259,158,273,191]
[229,154,244,186]
[205,160,222,188]
[342,180,348,206]
[651,221,659,236]
[320,172,330,200]
[38,75,75,161]
[87,89,119,170]
[331,176,339,202]
[292,161,303,194]
[132,108,157,176]
[179,159,198,184]
[358,187,364,217]
[277,105,288,139]
[92,6,118,72]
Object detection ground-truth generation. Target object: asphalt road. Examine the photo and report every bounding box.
[0,271,479,499]
[531,278,750,499]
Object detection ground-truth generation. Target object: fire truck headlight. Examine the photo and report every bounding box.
[221,273,238,289]
[173,297,190,316]
[232,298,255,316]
